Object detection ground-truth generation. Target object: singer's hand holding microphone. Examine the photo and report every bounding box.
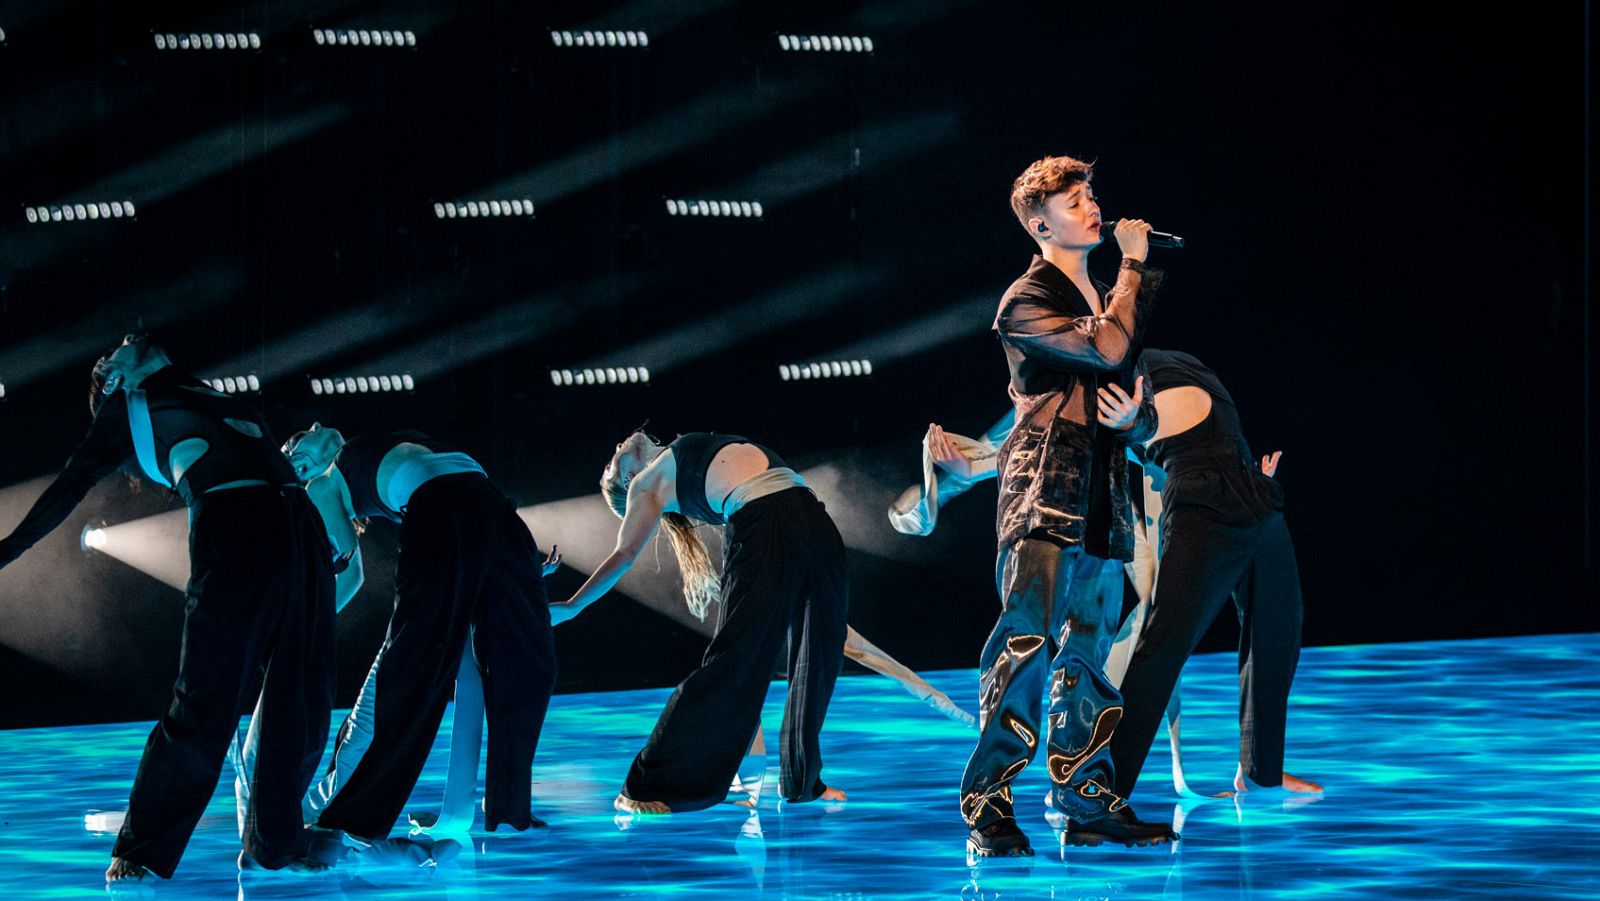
[1110,218,1152,262]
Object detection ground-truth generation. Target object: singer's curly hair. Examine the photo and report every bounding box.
[1010,155,1094,233]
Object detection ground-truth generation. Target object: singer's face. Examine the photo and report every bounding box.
[1042,183,1104,248]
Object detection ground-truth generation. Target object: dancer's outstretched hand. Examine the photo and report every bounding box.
[540,545,562,577]
[1259,451,1282,478]
[927,423,974,480]
[1096,376,1144,430]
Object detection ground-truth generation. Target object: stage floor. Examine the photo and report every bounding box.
[1,633,1596,899]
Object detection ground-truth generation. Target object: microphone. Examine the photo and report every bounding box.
[1101,220,1185,249]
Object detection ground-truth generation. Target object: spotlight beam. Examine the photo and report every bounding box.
[577,265,891,375]
[709,111,961,209]
[0,263,242,390]
[812,293,998,370]
[471,76,827,207]
[517,497,713,636]
[344,275,616,382]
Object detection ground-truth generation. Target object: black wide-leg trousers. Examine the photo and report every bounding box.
[621,487,848,811]
[113,486,336,878]
[311,475,556,839]
[1110,467,1303,796]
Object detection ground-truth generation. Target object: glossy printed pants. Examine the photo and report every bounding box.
[960,538,1126,828]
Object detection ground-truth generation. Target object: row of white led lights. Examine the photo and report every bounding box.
[549,367,651,387]
[665,199,763,219]
[311,375,417,395]
[24,201,136,224]
[549,30,649,48]
[779,359,873,381]
[433,199,535,219]
[151,29,417,51]
[777,34,874,53]
[545,31,873,52]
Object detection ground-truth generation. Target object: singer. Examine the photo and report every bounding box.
[959,155,1174,857]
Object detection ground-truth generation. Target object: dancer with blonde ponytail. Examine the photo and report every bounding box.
[553,429,849,814]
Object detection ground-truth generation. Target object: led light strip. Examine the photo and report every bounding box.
[312,28,417,47]
[550,30,649,48]
[549,367,651,387]
[201,375,261,394]
[777,34,874,53]
[310,374,415,395]
[779,359,873,381]
[24,201,137,224]
[665,199,764,219]
[434,199,535,219]
[154,32,261,50]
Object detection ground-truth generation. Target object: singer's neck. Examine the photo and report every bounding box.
[1041,245,1092,284]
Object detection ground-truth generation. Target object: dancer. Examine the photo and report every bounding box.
[894,418,1197,790]
[554,429,848,813]
[1108,350,1321,798]
[962,154,1174,857]
[0,334,335,881]
[281,425,557,841]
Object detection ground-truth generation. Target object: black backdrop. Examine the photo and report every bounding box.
[0,1,1591,729]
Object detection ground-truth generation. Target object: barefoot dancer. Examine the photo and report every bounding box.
[1108,350,1322,798]
[0,335,335,881]
[553,429,848,814]
[281,425,558,840]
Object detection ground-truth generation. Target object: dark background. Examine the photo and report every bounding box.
[0,1,1591,729]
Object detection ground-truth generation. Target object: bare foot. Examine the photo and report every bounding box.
[1234,764,1324,794]
[614,793,671,815]
[105,857,147,882]
[819,786,847,802]
[1281,771,1324,793]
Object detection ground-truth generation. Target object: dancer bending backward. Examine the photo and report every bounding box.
[963,154,1174,856]
[553,430,848,813]
[0,335,335,881]
[282,425,557,840]
[1109,350,1321,799]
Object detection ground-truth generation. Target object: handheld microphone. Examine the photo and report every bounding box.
[1101,220,1185,249]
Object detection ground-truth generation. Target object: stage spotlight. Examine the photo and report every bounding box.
[309,373,415,395]
[0,27,7,44]
[0,381,6,399]
[777,358,873,381]
[663,198,764,219]
[777,33,874,53]
[25,201,138,224]
[154,31,261,51]
[550,29,648,49]
[80,524,108,552]
[201,374,261,395]
[435,199,534,219]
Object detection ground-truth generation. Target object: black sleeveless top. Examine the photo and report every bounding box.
[1142,350,1252,474]
[666,432,788,525]
[336,431,456,522]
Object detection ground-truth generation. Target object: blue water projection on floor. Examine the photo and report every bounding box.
[1,632,1596,900]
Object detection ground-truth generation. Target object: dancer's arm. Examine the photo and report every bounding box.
[844,627,976,726]
[306,470,363,611]
[0,397,134,569]
[551,475,665,624]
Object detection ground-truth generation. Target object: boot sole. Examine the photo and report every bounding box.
[965,838,1035,858]
[1062,832,1175,848]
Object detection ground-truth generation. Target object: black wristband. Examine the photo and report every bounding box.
[1119,257,1146,273]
